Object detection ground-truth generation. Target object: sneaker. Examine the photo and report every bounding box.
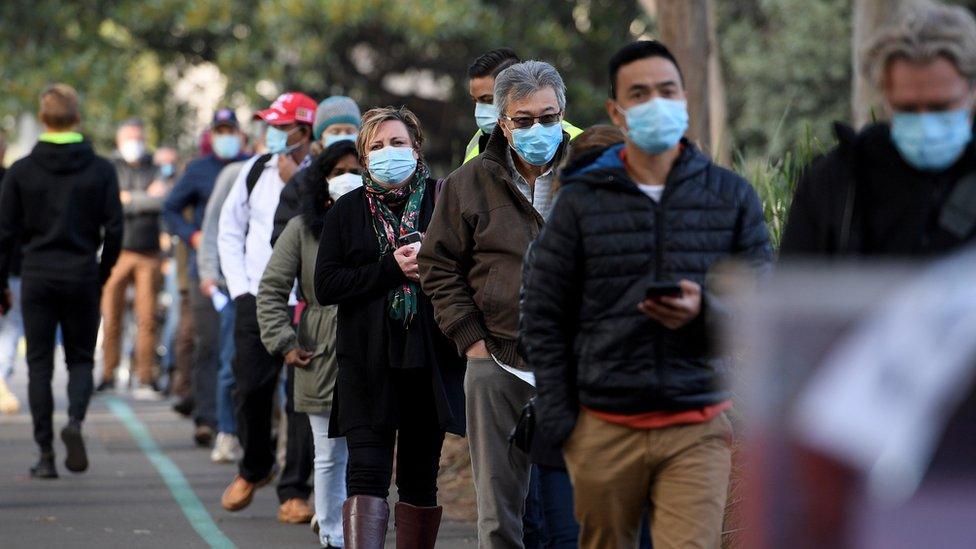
[194,424,215,447]
[210,433,242,464]
[132,383,163,401]
[95,379,116,394]
[61,423,89,473]
[30,452,58,479]
[172,396,195,417]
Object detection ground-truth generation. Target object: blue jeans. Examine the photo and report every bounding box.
[308,412,348,547]
[0,277,24,380]
[216,299,236,434]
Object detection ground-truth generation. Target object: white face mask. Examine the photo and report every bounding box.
[119,140,146,163]
[327,172,363,201]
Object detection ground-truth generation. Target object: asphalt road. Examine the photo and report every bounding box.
[0,362,477,548]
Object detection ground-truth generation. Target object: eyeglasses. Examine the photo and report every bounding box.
[500,110,563,130]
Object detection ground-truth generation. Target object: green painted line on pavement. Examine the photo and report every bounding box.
[105,396,235,549]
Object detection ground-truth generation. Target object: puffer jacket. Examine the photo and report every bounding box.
[520,141,772,444]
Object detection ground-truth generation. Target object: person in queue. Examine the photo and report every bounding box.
[314,107,464,549]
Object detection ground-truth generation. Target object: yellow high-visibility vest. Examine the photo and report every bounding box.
[461,120,585,166]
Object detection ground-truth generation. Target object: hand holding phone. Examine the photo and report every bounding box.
[645,282,684,300]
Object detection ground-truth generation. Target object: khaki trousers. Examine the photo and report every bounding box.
[101,250,161,384]
[564,410,732,549]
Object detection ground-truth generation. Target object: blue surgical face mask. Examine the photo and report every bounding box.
[324,133,357,148]
[475,102,499,134]
[890,109,973,171]
[212,134,242,160]
[620,98,689,154]
[265,125,299,155]
[368,146,418,185]
[510,122,563,166]
[159,163,174,178]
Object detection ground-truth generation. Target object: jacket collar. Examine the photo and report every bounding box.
[563,139,710,192]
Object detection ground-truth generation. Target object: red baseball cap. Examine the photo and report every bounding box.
[253,92,317,126]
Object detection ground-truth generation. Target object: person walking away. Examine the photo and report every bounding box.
[258,140,361,546]
[219,92,317,523]
[521,41,772,549]
[0,84,124,478]
[780,4,976,545]
[420,60,573,548]
[100,118,166,399]
[0,133,24,415]
[199,157,249,464]
[272,95,362,246]
[164,108,250,447]
[315,107,465,548]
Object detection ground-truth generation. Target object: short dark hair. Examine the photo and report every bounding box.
[608,41,683,98]
[468,47,522,79]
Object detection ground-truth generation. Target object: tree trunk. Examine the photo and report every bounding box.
[852,0,916,127]
[651,0,727,162]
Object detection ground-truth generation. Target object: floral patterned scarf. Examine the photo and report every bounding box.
[363,163,429,326]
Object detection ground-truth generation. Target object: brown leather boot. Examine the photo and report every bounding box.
[342,495,389,549]
[394,502,443,549]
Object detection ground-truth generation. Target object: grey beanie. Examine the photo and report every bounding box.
[313,96,361,140]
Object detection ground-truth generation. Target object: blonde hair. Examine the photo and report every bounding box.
[356,106,425,163]
[863,1,976,88]
[39,83,80,130]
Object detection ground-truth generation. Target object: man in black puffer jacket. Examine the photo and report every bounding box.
[521,41,771,549]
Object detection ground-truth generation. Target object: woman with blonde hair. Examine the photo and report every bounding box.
[314,107,464,549]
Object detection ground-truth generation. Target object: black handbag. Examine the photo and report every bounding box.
[508,396,536,454]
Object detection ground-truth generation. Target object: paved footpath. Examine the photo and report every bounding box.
[0,363,477,548]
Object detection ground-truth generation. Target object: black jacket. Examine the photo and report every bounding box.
[781,122,976,257]
[0,141,123,288]
[314,178,465,436]
[271,168,305,247]
[521,142,772,444]
[112,155,163,252]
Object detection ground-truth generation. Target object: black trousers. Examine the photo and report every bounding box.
[232,294,312,501]
[21,277,100,452]
[188,285,218,427]
[345,369,446,507]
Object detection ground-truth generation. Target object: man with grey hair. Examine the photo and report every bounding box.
[420,60,574,548]
[783,1,976,257]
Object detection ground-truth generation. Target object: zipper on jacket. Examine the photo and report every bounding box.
[653,199,666,392]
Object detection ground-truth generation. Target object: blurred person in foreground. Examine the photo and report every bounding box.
[780,3,976,546]
[100,118,167,399]
[315,107,464,548]
[258,140,360,548]
[0,84,123,478]
[164,108,250,447]
[521,41,771,548]
[219,92,317,523]
[420,60,574,549]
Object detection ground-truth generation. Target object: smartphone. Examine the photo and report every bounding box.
[398,231,423,252]
[645,282,683,299]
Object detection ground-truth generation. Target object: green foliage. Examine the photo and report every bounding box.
[717,0,852,159]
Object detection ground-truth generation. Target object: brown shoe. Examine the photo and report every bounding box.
[278,497,315,524]
[221,472,273,512]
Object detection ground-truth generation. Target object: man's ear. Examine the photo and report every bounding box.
[606,98,625,129]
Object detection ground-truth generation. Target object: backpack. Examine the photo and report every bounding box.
[245,153,274,199]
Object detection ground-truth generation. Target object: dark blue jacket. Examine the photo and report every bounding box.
[520,141,772,445]
[163,153,249,279]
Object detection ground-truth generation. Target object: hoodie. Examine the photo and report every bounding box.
[0,140,124,288]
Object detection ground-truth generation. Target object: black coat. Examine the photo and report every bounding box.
[314,178,465,436]
[0,141,123,288]
[271,168,304,248]
[521,142,772,445]
[781,122,976,257]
